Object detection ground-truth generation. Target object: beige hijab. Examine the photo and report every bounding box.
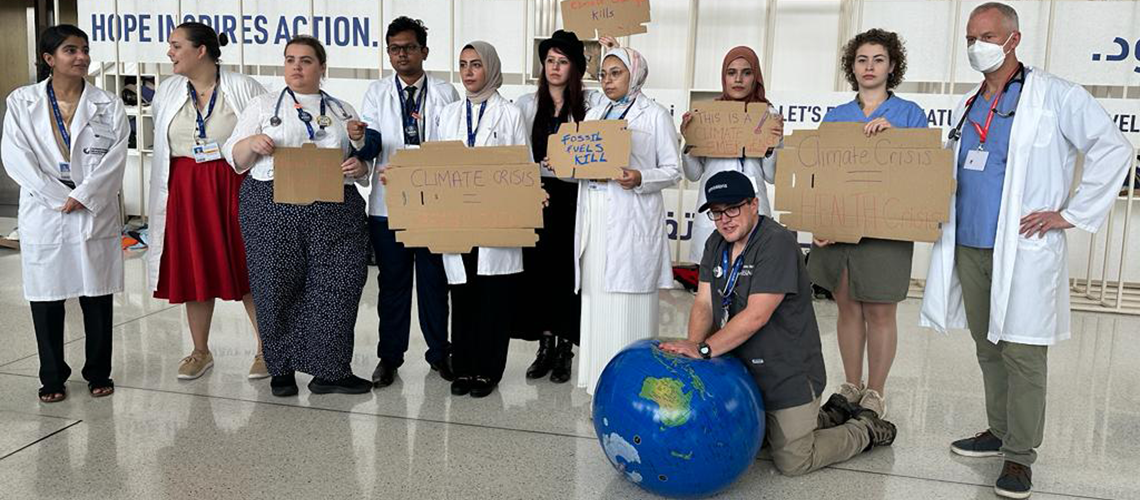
[463,41,503,104]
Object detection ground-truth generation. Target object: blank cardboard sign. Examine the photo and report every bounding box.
[683,101,782,158]
[774,123,955,244]
[561,0,652,38]
[272,143,345,205]
[385,142,545,254]
[547,120,631,180]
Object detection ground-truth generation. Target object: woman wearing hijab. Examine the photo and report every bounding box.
[575,47,681,396]
[513,30,607,384]
[813,29,928,417]
[436,41,530,398]
[679,46,783,264]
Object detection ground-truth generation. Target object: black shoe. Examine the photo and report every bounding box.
[994,461,1032,499]
[549,338,574,384]
[450,376,472,396]
[469,376,497,398]
[854,408,897,450]
[372,360,398,388]
[309,375,372,394]
[951,430,1004,458]
[270,374,298,397]
[526,336,557,379]
[429,356,455,382]
[819,393,857,428]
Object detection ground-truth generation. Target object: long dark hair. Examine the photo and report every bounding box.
[36,24,89,82]
[533,47,586,148]
[176,22,228,64]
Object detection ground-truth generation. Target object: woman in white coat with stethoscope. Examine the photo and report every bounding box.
[576,47,682,396]
[436,41,529,399]
[150,22,268,381]
[1,25,129,403]
[223,35,373,398]
[679,46,782,265]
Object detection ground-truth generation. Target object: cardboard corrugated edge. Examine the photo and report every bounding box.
[774,123,956,243]
[683,100,781,158]
[560,0,652,38]
[546,120,630,180]
[385,142,544,254]
[272,143,345,205]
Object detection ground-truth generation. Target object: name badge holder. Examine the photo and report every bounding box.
[188,76,223,163]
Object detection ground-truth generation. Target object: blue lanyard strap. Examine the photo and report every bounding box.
[395,77,427,127]
[719,224,761,311]
[603,96,637,121]
[46,80,78,150]
[187,73,220,142]
[466,100,487,147]
[285,88,328,140]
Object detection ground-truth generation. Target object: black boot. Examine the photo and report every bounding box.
[549,338,574,384]
[525,335,556,379]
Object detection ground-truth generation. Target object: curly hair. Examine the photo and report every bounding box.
[840,28,908,91]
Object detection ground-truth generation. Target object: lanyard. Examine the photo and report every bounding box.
[466,100,487,147]
[285,88,328,140]
[395,77,427,128]
[46,80,79,150]
[951,64,1023,144]
[603,96,637,120]
[187,74,220,143]
[719,224,760,312]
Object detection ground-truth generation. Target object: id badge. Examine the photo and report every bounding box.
[59,162,72,181]
[192,141,223,163]
[964,149,989,172]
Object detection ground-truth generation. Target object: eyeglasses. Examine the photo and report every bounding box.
[387,44,422,55]
[707,201,749,221]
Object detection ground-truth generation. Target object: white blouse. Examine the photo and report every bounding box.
[222,88,368,186]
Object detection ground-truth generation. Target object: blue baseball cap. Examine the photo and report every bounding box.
[698,171,756,212]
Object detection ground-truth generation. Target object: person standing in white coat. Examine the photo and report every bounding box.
[436,41,529,399]
[576,47,681,396]
[679,46,781,265]
[359,17,460,389]
[513,30,608,385]
[920,4,1133,498]
[1,25,129,402]
[150,22,268,381]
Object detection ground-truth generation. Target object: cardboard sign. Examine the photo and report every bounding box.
[561,0,652,38]
[683,101,782,158]
[272,143,345,205]
[385,142,545,254]
[547,120,631,180]
[774,123,955,243]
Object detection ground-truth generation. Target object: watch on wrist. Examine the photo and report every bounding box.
[698,342,712,360]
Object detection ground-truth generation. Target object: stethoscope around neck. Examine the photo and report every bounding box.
[947,63,1025,143]
[268,87,352,132]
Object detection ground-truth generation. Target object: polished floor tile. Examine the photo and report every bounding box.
[0,243,1137,499]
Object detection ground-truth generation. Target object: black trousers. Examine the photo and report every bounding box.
[30,295,114,392]
[450,252,518,383]
[368,216,450,368]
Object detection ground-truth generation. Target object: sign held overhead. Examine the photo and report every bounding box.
[560,0,652,38]
[774,123,955,244]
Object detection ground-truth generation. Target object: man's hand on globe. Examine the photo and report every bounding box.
[659,340,702,359]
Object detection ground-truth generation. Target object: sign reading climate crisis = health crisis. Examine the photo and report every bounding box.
[774,123,955,244]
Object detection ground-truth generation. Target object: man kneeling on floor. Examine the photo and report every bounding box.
[660,171,896,476]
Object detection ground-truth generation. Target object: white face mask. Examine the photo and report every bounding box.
[967,33,1014,73]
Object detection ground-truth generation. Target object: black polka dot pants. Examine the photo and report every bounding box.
[239,178,369,380]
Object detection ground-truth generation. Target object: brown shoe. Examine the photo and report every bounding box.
[248,354,269,380]
[177,350,214,380]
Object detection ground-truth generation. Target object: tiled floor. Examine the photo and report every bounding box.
[0,217,1136,499]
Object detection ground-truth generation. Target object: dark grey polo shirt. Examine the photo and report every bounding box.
[698,216,826,411]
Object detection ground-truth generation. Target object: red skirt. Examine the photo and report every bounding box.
[154,156,252,304]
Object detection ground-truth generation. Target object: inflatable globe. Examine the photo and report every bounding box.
[593,339,766,498]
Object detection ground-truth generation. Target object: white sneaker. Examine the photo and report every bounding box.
[860,388,886,418]
[838,382,864,404]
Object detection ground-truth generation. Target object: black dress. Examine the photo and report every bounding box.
[515,111,581,344]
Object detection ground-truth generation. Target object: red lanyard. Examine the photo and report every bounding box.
[967,68,1019,145]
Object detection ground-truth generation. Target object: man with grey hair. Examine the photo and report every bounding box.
[921,2,1133,499]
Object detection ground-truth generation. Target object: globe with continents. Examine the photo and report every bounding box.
[593,339,765,498]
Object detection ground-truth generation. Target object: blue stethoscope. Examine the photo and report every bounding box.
[268,87,353,140]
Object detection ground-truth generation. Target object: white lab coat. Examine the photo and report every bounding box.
[574,95,682,294]
[681,126,777,264]
[2,80,130,301]
[360,74,460,216]
[146,69,267,292]
[920,67,1133,346]
[436,93,531,284]
[515,89,607,177]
